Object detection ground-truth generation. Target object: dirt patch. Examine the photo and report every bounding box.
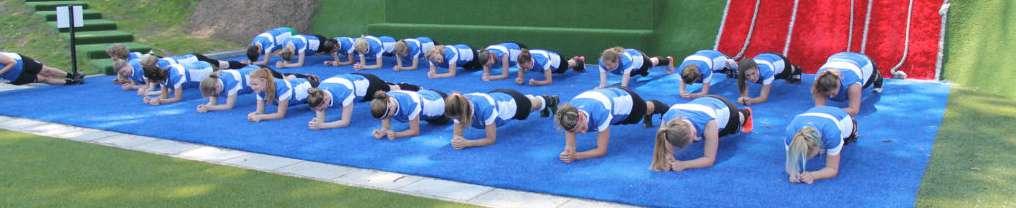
[189,0,319,44]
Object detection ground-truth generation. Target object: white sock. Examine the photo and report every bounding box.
[527,95,546,111]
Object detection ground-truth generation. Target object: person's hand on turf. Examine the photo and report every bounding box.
[353,63,364,70]
[385,130,397,140]
[137,87,148,96]
[680,92,693,99]
[481,74,490,81]
[308,118,324,130]
[324,61,335,66]
[800,172,816,184]
[451,136,467,149]
[738,96,751,105]
[275,61,286,68]
[528,79,539,86]
[196,104,209,113]
[121,83,132,91]
[788,173,802,183]
[372,129,385,139]
[247,112,262,122]
[513,77,524,85]
[559,149,576,163]
[668,159,686,172]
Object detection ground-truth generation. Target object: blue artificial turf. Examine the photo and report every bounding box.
[0,55,950,207]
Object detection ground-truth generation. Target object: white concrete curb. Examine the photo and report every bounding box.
[0,115,638,208]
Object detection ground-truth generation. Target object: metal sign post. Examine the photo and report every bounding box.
[56,5,84,81]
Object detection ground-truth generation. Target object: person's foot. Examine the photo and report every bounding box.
[306,74,321,87]
[643,114,655,128]
[741,108,754,134]
[64,78,84,85]
[540,95,560,117]
[666,56,676,74]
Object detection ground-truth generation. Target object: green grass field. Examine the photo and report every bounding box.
[0,130,473,208]
[915,1,1016,207]
[0,0,239,75]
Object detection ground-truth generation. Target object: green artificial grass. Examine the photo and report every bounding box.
[79,0,239,55]
[0,0,75,73]
[916,1,1016,207]
[938,0,1016,99]
[917,89,1016,207]
[0,130,474,208]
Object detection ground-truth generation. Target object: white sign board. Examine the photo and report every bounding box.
[55,6,84,29]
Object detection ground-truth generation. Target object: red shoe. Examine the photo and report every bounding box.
[741,107,753,134]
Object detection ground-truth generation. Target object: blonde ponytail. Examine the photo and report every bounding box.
[199,71,222,97]
[786,126,822,174]
[370,91,391,118]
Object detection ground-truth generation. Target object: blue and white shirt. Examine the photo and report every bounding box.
[459,91,518,129]
[388,89,446,123]
[398,37,435,64]
[433,44,475,68]
[216,66,258,97]
[677,50,733,84]
[817,52,875,101]
[599,48,645,75]
[251,27,295,54]
[163,61,214,93]
[661,96,732,139]
[257,77,311,106]
[528,49,562,73]
[784,106,853,156]
[569,88,635,133]
[334,36,356,56]
[126,52,143,61]
[0,52,24,81]
[282,34,321,56]
[359,35,397,60]
[156,54,201,70]
[752,53,786,85]
[128,59,146,84]
[484,42,523,67]
[318,74,371,109]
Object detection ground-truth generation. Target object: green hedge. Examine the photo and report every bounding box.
[311,0,726,59]
[384,0,654,30]
[368,23,654,59]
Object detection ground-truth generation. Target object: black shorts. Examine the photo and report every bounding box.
[354,73,389,101]
[618,87,648,125]
[633,54,653,77]
[490,89,532,120]
[12,55,43,85]
[552,51,569,74]
[461,48,482,71]
[772,53,798,80]
[705,95,741,137]
[862,60,882,89]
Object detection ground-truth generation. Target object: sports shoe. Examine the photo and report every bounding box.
[541,95,559,118]
[740,107,754,134]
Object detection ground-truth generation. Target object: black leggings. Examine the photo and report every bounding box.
[707,95,742,137]
[553,51,569,74]
[618,87,649,125]
[862,61,884,89]
[461,48,483,71]
[773,53,801,80]
[354,72,390,101]
[194,54,247,69]
[489,89,533,120]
